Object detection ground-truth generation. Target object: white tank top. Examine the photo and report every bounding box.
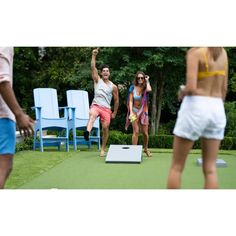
[92,78,113,109]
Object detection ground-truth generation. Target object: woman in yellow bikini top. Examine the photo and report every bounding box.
[198,47,226,80]
[178,47,228,101]
[167,47,229,189]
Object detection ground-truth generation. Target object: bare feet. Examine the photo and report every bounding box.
[144,149,152,158]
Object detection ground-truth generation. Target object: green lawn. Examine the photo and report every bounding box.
[5,147,236,189]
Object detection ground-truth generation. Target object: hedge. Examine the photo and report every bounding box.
[16,137,33,152]
[16,131,236,151]
[108,131,236,150]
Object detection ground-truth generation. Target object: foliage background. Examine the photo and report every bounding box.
[13,47,236,136]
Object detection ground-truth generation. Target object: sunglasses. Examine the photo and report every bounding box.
[137,76,144,80]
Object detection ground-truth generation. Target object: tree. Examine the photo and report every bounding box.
[13,47,41,115]
[13,47,236,137]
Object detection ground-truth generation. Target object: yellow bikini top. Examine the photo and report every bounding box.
[198,48,226,80]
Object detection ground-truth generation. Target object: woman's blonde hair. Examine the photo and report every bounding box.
[208,47,223,61]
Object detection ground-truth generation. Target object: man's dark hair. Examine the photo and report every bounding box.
[100,64,109,72]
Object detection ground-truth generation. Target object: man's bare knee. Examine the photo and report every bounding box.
[102,122,110,130]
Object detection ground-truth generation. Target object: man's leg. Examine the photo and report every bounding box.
[84,107,99,141]
[100,121,110,157]
[97,106,112,157]
[0,155,13,189]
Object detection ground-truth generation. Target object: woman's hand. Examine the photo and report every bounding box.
[129,111,135,118]
[129,113,137,123]
[177,85,185,102]
[145,75,150,81]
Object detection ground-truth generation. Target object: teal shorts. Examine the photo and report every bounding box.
[0,118,16,155]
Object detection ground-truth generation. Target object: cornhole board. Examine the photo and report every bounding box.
[106,145,142,163]
[196,158,227,167]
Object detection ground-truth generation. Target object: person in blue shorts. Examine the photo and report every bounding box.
[0,47,34,189]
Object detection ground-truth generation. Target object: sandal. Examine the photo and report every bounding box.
[100,151,106,157]
[144,149,152,158]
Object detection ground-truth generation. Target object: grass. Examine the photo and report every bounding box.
[5,147,236,189]
[5,150,73,189]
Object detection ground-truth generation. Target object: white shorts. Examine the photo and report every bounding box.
[173,96,226,141]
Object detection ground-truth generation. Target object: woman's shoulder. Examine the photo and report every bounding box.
[186,47,204,61]
[187,47,202,55]
[222,48,228,58]
[129,84,135,91]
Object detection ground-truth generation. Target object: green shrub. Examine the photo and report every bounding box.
[193,140,201,149]
[108,131,236,150]
[16,137,33,152]
[225,102,236,137]
[221,137,236,150]
[107,130,128,145]
[158,121,176,135]
[149,135,173,148]
[108,132,174,148]
[15,131,236,151]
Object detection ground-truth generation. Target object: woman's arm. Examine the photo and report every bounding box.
[129,91,134,116]
[145,75,152,92]
[178,48,199,101]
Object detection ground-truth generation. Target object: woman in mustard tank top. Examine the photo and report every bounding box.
[167,47,228,189]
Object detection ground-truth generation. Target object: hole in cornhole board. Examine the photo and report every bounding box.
[106,145,142,164]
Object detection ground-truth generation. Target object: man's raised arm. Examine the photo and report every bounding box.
[91,48,100,83]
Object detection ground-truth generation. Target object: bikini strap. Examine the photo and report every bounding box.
[201,48,209,72]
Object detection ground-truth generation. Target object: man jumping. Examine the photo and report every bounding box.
[84,48,119,157]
